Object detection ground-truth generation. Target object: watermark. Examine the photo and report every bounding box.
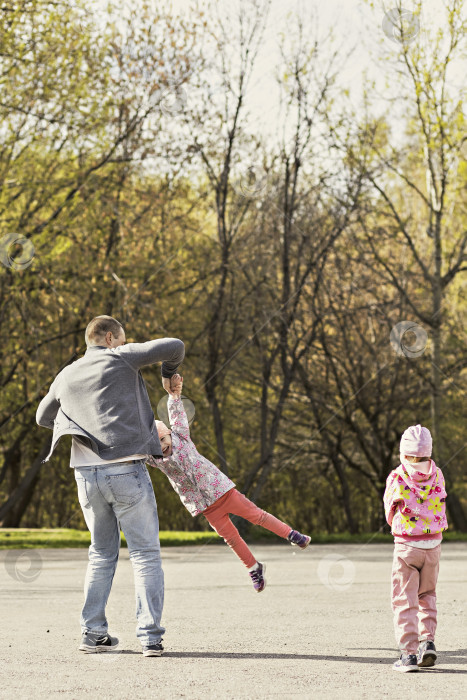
[382,8,420,44]
[159,80,188,116]
[4,549,42,583]
[317,553,355,591]
[232,165,272,199]
[0,233,35,270]
[390,321,428,358]
[156,394,196,427]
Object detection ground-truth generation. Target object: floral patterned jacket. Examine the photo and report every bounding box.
[383,460,448,541]
[146,395,235,516]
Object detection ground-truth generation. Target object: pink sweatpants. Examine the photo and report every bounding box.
[203,488,291,568]
[391,543,441,654]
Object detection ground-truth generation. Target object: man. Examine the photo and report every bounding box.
[36,315,184,657]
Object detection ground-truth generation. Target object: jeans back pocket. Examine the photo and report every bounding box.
[105,471,143,506]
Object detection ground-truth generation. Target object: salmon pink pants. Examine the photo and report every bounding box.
[391,543,441,654]
[203,488,291,568]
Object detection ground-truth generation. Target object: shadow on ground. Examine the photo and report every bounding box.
[112,648,467,671]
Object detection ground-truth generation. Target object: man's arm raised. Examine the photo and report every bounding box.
[118,337,185,377]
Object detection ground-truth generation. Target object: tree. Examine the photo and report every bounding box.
[339,0,467,528]
[0,0,202,526]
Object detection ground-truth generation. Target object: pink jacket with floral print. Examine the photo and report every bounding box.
[383,460,448,542]
[147,395,235,516]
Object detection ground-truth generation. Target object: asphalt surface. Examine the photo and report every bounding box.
[0,542,466,698]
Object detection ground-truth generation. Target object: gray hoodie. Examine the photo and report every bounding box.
[36,338,185,463]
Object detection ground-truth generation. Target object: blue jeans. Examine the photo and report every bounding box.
[74,461,165,646]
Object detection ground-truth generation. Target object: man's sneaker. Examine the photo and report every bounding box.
[417,640,437,667]
[249,562,266,592]
[79,631,119,653]
[143,642,164,657]
[287,530,311,549]
[392,653,419,672]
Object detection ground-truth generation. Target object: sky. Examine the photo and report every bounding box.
[161,0,465,137]
[92,0,465,146]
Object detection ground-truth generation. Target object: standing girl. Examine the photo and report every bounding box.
[383,424,448,672]
[148,375,311,592]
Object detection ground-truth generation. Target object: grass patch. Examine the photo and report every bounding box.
[1,528,466,549]
[0,528,220,549]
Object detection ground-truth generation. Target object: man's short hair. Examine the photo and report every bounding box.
[85,315,124,347]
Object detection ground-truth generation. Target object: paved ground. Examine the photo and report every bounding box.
[0,542,466,699]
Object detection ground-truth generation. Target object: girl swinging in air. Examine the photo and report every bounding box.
[147,374,311,592]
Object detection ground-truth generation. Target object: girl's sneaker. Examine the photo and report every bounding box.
[287,530,311,549]
[249,562,266,592]
[392,653,419,672]
[417,640,437,667]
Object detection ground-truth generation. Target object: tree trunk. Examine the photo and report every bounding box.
[205,386,229,477]
[431,211,466,531]
[0,436,51,527]
[333,457,358,534]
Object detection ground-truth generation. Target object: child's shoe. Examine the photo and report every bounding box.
[249,562,266,592]
[287,530,311,549]
[392,653,419,672]
[417,640,437,667]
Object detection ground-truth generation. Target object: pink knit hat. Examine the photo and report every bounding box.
[400,424,432,457]
[155,420,171,439]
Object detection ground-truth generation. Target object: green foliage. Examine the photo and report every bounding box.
[0,0,466,534]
